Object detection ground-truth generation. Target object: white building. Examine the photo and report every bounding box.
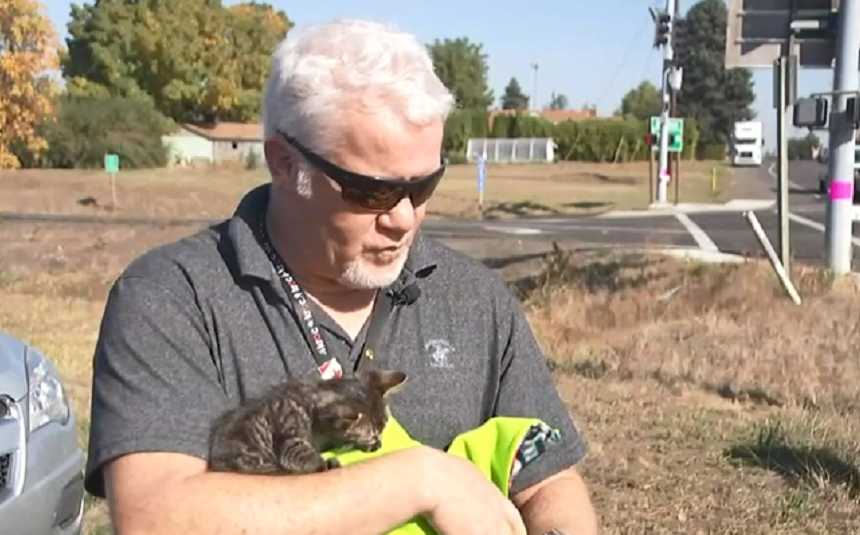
[162,122,263,166]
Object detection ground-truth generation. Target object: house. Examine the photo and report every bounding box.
[162,122,263,166]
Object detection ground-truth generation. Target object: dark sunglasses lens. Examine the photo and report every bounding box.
[409,171,443,207]
[341,185,404,211]
[339,166,445,211]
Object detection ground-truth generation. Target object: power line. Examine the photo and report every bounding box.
[596,16,651,113]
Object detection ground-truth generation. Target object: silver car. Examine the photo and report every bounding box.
[0,332,85,534]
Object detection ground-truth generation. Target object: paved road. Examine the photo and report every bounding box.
[422,159,860,270]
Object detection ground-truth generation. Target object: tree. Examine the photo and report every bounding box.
[38,95,173,169]
[220,3,293,121]
[674,0,755,147]
[63,0,291,123]
[428,37,493,110]
[0,0,59,168]
[617,81,661,120]
[501,77,528,110]
[788,132,820,160]
[549,92,569,110]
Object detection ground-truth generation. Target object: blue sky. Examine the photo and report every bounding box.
[44,0,833,150]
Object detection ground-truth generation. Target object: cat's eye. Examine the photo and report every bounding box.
[355,412,364,421]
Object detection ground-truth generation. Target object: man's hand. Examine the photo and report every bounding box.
[415,447,527,535]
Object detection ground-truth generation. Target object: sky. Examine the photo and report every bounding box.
[43,0,835,151]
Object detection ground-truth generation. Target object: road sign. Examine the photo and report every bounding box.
[476,155,486,210]
[650,117,684,153]
[725,0,842,69]
[104,153,120,207]
[104,153,119,174]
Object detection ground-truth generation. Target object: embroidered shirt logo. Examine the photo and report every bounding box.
[425,339,455,368]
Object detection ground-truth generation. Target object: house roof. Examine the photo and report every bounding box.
[538,108,598,123]
[180,122,263,142]
[488,108,598,125]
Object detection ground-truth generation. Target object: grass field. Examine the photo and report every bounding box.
[0,159,733,221]
[2,163,858,533]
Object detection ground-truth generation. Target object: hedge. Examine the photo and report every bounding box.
[443,111,705,163]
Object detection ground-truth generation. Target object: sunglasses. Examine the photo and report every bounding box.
[279,131,446,212]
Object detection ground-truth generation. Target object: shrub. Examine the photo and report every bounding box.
[38,95,173,169]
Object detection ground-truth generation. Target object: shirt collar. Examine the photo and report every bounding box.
[228,184,276,282]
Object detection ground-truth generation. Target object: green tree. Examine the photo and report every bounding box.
[39,95,173,169]
[674,0,755,147]
[617,81,661,120]
[788,132,821,160]
[501,77,528,110]
[548,92,568,110]
[222,3,293,121]
[62,0,291,122]
[428,37,493,110]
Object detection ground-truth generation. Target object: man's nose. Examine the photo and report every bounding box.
[376,195,418,233]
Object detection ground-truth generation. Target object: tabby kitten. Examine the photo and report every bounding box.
[208,368,406,474]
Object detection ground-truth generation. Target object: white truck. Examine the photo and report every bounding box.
[731,120,763,166]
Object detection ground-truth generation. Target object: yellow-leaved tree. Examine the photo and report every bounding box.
[0,0,58,168]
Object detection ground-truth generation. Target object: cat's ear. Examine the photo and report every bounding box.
[364,369,407,397]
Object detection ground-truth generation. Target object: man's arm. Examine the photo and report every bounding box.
[512,467,598,535]
[106,447,527,535]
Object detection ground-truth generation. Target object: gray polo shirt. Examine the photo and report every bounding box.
[85,184,586,498]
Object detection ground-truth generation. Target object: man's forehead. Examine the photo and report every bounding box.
[330,111,443,177]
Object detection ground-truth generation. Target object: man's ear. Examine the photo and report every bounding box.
[264,137,294,184]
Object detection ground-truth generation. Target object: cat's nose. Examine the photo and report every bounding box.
[368,438,381,451]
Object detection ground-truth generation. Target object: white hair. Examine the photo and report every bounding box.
[263,19,454,196]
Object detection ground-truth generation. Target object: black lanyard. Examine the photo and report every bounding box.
[257,219,392,371]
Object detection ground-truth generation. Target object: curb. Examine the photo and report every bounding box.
[599,199,776,219]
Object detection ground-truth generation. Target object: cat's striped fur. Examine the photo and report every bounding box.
[208,369,406,474]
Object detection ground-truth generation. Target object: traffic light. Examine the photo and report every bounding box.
[793,97,829,129]
[654,13,672,47]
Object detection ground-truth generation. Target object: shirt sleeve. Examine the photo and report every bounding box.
[493,290,587,495]
[84,273,229,498]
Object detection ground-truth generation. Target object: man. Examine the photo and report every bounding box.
[86,19,598,535]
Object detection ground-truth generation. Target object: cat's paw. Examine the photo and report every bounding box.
[324,458,341,470]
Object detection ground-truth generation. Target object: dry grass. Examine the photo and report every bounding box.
[433,159,730,219]
[522,248,860,411]
[522,249,860,533]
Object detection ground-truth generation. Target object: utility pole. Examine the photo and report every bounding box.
[775,54,793,275]
[652,0,677,205]
[825,0,860,274]
[531,62,539,111]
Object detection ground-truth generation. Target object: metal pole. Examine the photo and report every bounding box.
[671,89,679,204]
[825,0,860,274]
[648,145,655,204]
[674,151,680,204]
[745,211,802,305]
[656,0,677,205]
[776,56,791,275]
